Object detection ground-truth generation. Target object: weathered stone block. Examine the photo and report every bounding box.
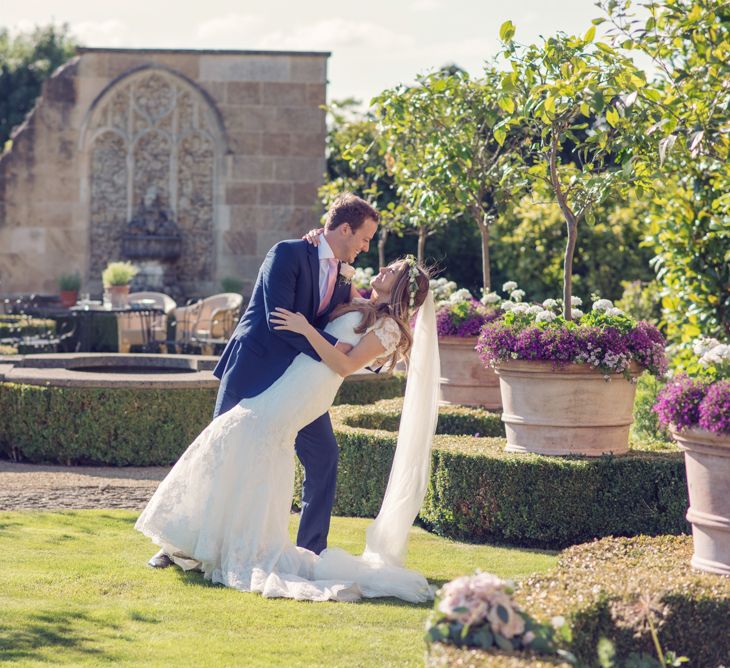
[271,107,325,134]
[290,57,327,83]
[231,156,275,182]
[222,228,258,255]
[260,133,291,156]
[228,132,261,155]
[226,182,259,205]
[259,183,293,206]
[199,55,291,82]
[290,134,325,157]
[261,82,308,106]
[273,157,325,183]
[227,81,262,105]
[305,84,327,106]
[294,182,320,207]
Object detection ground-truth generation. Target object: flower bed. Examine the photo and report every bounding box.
[477,297,667,379]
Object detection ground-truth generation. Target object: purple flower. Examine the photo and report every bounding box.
[437,300,500,338]
[653,375,709,431]
[698,380,730,435]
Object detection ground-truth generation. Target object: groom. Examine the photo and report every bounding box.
[148,193,379,568]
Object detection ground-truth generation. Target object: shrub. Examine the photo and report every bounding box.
[426,644,571,667]
[57,273,81,291]
[306,401,689,548]
[102,261,138,286]
[517,535,730,667]
[0,315,56,339]
[630,374,671,444]
[0,375,405,465]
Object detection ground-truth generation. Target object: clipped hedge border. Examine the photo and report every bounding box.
[517,535,730,667]
[316,400,689,549]
[0,315,55,339]
[0,374,405,465]
[426,644,571,667]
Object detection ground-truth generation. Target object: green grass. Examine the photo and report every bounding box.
[0,511,557,667]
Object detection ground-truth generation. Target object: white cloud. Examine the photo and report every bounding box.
[254,19,415,51]
[70,19,129,47]
[410,0,443,10]
[194,13,263,44]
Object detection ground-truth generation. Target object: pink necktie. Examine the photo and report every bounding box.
[317,258,338,315]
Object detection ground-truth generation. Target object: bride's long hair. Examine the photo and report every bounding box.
[329,258,430,369]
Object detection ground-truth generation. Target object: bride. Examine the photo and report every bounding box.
[135,256,440,603]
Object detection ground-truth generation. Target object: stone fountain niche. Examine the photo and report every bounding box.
[85,67,220,299]
[122,187,183,292]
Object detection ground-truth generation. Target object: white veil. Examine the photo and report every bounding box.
[362,291,440,567]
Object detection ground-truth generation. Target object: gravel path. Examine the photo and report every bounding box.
[0,461,169,510]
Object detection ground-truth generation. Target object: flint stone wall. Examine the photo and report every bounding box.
[0,48,329,298]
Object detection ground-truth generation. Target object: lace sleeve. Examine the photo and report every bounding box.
[369,317,401,357]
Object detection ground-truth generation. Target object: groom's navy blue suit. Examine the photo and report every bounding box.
[213,239,351,555]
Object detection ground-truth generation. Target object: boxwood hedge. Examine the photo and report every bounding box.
[428,536,729,667]
[0,374,405,466]
[517,535,730,667]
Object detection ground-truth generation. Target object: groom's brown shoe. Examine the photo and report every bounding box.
[147,549,174,568]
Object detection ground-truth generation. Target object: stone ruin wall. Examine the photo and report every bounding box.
[0,48,328,298]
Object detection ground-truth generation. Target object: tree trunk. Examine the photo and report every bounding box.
[377,227,389,268]
[417,226,427,264]
[478,213,491,295]
[549,133,578,320]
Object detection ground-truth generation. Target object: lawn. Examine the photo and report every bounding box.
[0,511,557,666]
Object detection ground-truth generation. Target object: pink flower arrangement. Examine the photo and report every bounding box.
[425,571,570,659]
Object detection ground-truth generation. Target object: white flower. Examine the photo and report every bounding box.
[700,344,730,367]
[535,310,557,323]
[511,303,530,314]
[449,288,473,304]
[481,291,500,305]
[542,298,558,310]
[571,308,584,319]
[606,307,624,317]
[501,301,515,311]
[592,299,614,311]
[527,305,543,315]
[502,281,518,292]
[510,289,526,302]
[339,263,356,280]
[693,336,721,357]
[570,296,583,306]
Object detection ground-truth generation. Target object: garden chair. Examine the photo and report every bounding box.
[117,291,177,353]
[190,293,243,354]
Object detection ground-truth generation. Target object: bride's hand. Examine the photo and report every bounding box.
[270,308,313,335]
[302,228,325,246]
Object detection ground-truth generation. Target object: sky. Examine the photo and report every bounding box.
[5,0,611,105]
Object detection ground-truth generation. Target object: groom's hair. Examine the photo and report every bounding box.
[325,193,380,231]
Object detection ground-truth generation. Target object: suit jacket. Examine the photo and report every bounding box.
[213,239,351,401]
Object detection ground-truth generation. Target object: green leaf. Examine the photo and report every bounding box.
[498,97,515,113]
[605,108,619,127]
[544,96,556,113]
[493,126,507,146]
[499,20,516,42]
[584,26,596,43]
[580,102,590,116]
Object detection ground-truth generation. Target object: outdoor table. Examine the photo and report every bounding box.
[66,304,164,353]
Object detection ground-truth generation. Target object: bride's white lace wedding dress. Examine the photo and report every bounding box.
[135,308,434,603]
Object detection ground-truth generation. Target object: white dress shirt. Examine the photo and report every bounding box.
[317,235,337,301]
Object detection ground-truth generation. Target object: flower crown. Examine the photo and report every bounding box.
[404,255,421,308]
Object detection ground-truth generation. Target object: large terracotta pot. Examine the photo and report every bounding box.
[671,427,730,575]
[494,359,642,456]
[59,290,78,308]
[438,336,501,410]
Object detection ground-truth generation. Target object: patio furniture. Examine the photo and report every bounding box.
[117,292,176,353]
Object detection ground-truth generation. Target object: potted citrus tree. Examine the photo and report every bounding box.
[654,338,730,575]
[435,279,505,409]
[477,26,661,455]
[102,261,138,309]
[57,273,81,308]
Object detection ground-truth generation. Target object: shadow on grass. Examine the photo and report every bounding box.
[0,609,127,663]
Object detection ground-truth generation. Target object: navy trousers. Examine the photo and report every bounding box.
[213,388,338,555]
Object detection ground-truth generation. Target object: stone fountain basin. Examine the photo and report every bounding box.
[0,353,219,389]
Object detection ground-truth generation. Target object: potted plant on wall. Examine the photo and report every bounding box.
[434,279,503,409]
[102,261,138,309]
[654,338,730,575]
[57,273,81,308]
[475,26,662,455]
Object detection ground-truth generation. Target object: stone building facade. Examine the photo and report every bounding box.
[0,48,329,298]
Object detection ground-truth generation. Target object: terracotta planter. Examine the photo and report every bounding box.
[494,359,642,456]
[671,427,730,575]
[108,284,130,309]
[438,336,501,410]
[59,290,78,308]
